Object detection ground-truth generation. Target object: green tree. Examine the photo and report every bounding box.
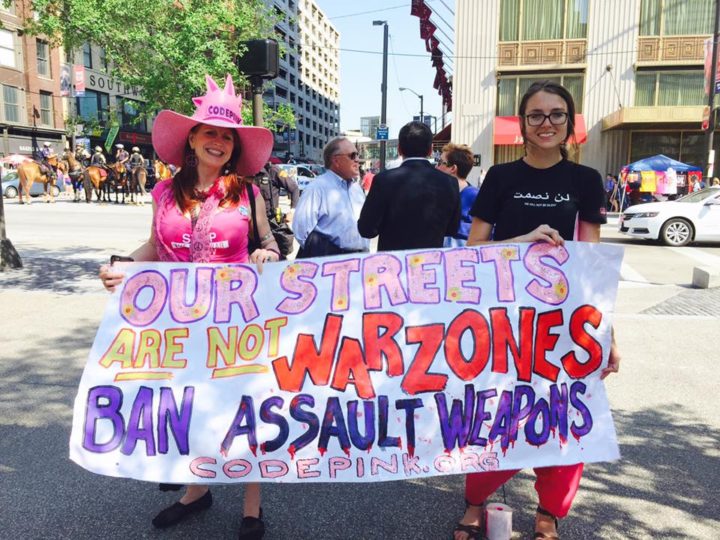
[26,0,295,130]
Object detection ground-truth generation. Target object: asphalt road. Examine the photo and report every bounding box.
[0,197,719,539]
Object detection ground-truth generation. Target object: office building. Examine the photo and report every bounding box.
[0,1,66,157]
[266,0,340,162]
[454,0,714,181]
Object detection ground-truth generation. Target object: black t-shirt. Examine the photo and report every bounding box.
[470,159,606,241]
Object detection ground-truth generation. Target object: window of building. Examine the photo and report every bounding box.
[121,99,142,129]
[2,84,21,122]
[500,0,588,41]
[640,0,713,36]
[36,40,51,76]
[629,131,704,167]
[77,90,110,124]
[0,29,16,69]
[98,47,109,72]
[276,85,288,99]
[82,42,92,68]
[634,70,704,106]
[496,74,584,115]
[39,91,53,126]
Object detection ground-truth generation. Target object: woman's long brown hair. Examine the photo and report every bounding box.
[171,125,250,213]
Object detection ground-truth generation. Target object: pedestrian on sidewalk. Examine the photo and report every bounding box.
[435,142,478,247]
[98,74,277,540]
[357,121,460,250]
[453,80,621,540]
[293,136,370,257]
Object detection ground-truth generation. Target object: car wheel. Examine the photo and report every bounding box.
[51,186,61,197]
[4,186,18,198]
[660,218,693,247]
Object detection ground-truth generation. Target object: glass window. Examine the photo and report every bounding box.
[98,47,108,72]
[37,40,50,77]
[500,0,588,41]
[496,74,582,115]
[76,90,110,124]
[82,42,92,68]
[640,0,713,36]
[40,92,53,126]
[634,71,704,106]
[629,132,681,162]
[3,85,20,122]
[122,99,141,129]
[0,29,16,68]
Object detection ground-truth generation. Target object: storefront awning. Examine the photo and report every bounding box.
[494,114,587,145]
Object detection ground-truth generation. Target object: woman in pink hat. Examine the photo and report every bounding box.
[99,74,277,539]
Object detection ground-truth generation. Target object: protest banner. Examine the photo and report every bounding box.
[70,243,623,484]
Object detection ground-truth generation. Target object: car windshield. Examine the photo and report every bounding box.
[676,188,719,203]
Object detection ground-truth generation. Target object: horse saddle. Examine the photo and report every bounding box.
[97,168,108,180]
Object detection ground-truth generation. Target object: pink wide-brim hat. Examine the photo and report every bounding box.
[152,74,273,176]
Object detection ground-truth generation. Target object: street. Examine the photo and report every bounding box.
[0,199,719,539]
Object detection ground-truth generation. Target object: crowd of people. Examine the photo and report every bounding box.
[98,76,620,540]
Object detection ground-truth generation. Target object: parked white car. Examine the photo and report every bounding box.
[619,187,720,246]
[276,164,316,193]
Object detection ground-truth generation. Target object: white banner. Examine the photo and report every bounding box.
[70,243,623,483]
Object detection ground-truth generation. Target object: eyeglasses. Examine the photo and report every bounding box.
[524,112,569,126]
[436,160,452,167]
[335,151,359,161]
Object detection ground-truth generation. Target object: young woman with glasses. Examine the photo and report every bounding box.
[453,80,621,540]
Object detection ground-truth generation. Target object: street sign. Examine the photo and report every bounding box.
[376,125,389,140]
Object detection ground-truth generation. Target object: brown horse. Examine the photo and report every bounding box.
[130,166,147,205]
[107,162,129,203]
[82,165,110,203]
[16,155,59,204]
[154,160,173,181]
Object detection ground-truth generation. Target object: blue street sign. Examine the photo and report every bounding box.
[376,125,389,140]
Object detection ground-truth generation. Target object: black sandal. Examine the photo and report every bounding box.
[238,507,265,540]
[534,506,560,539]
[452,501,485,540]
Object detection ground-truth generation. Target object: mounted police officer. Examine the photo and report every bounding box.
[90,146,107,167]
[128,146,144,176]
[39,141,57,180]
[115,143,129,171]
[75,143,91,167]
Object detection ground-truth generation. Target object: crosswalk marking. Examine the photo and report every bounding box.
[667,246,720,267]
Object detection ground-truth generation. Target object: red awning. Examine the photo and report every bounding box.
[494,114,587,145]
[268,156,282,164]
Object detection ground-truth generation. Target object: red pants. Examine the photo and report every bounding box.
[464,463,584,518]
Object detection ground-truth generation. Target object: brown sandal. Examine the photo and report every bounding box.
[534,506,560,539]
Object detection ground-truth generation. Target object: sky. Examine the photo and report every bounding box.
[315,0,455,138]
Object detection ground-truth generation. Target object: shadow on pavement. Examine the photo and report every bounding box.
[0,247,108,293]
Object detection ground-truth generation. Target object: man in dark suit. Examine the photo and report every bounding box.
[358,121,460,251]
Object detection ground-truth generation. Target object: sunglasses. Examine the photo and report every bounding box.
[335,151,359,161]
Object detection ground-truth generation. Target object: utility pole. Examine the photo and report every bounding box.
[374,21,389,170]
[706,0,720,178]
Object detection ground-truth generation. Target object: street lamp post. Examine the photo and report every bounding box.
[373,20,388,170]
[399,87,424,128]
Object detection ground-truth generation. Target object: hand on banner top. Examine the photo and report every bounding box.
[70,243,623,485]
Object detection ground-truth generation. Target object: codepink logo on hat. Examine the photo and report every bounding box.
[191,76,243,125]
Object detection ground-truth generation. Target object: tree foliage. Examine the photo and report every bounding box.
[25,0,294,130]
